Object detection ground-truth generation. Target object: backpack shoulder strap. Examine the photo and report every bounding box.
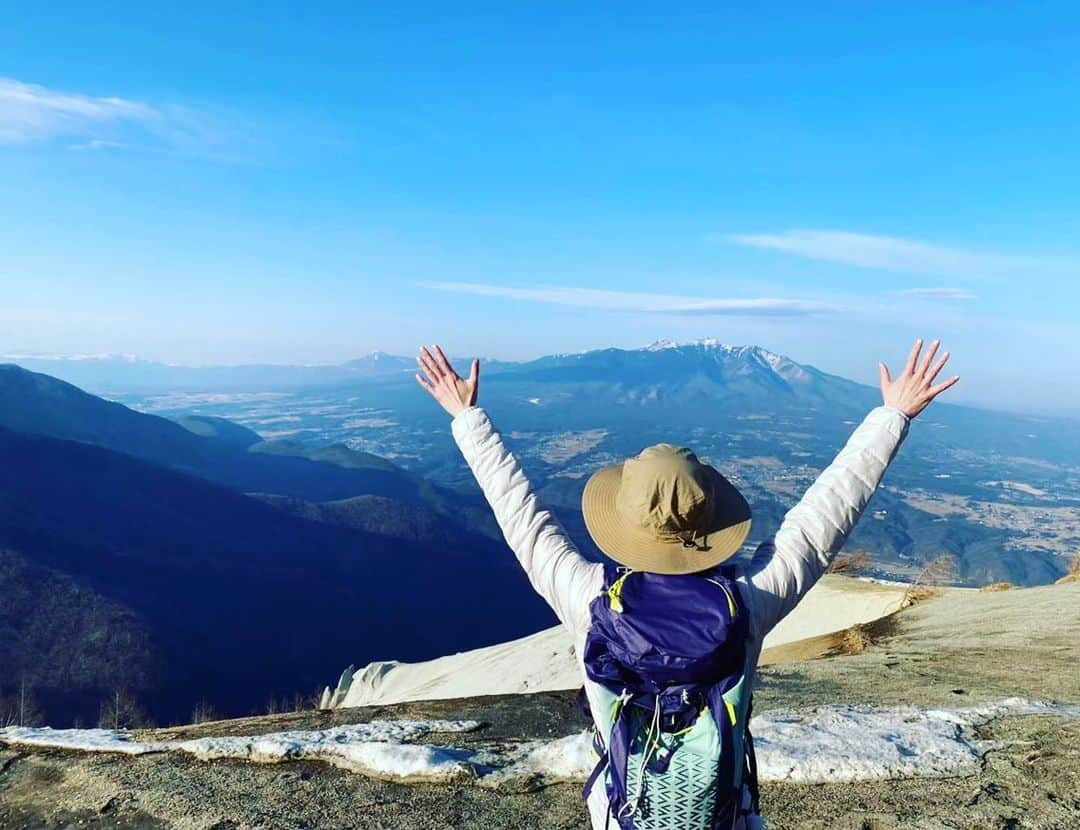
[705,684,740,818]
[592,564,634,614]
[743,694,761,815]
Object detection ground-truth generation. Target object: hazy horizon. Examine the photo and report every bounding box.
[5,336,1080,421]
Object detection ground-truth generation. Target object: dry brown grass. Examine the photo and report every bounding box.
[981,581,1014,592]
[760,612,904,664]
[1056,553,1080,584]
[837,623,873,655]
[901,554,957,608]
[824,613,901,659]
[900,585,943,609]
[827,551,871,575]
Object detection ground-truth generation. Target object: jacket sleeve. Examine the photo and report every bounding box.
[450,406,603,635]
[742,405,910,638]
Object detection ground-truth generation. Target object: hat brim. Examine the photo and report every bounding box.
[581,464,752,575]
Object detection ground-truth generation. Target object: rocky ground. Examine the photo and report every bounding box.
[2,583,1078,830]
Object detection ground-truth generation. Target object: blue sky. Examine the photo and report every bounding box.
[2,2,1079,414]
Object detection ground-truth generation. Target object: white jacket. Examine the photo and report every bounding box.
[451,404,910,829]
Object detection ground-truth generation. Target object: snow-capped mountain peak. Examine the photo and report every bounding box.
[643,337,739,353]
[636,339,812,384]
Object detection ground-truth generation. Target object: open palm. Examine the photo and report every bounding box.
[415,345,479,417]
[879,338,959,418]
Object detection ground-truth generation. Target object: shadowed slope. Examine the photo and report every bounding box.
[0,426,554,725]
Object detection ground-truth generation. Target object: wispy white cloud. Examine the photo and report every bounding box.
[893,287,977,301]
[0,78,157,144]
[416,281,843,316]
[726,229,1073,278]
[0,77,241,160]
[69,138,133,152]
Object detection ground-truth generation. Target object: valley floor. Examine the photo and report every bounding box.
[2,583,1078,830]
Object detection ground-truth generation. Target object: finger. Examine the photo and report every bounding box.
[878,362,892,389]
[917,340,940,378]
[415,373,435,393]
[928,375,960,397]
[926,351,950,385]
[416,358,442,388]
[418,349,443,380]
[417,357,445,390]
[469,359,479,387]
[903,338,923,376]
[418,347,441,377]
[416,353,438,383]
[433,345,456,378]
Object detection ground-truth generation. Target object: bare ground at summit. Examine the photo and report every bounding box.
[2,583,1078,830]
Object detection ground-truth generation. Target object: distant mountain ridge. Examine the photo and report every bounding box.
[496,339,871,412]
[2,340,849,397]
[0,352,422,391]
[1,351,513,391]
[8,339,1079,428]
[0,363,460,506]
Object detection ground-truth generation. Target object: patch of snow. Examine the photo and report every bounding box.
[643,338,736,353]
[0,720,482,782]
[487,698,1080,787]
[0,727,169,755]
[481,731,595,788]
[177,722,481,780]
[753,698,1080,784]
[4,701,1076,787]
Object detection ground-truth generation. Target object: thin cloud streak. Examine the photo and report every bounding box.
[727,229,1074,278]
[416,281,844,316]
[894,287,977,301]
[0,77,244,161]
[0,78,157,144]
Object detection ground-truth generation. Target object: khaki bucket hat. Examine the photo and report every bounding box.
[581,443,751,575]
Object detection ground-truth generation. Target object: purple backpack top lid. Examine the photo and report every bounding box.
[584,563,748,702]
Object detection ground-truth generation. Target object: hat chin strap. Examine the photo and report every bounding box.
[679,531,710,551]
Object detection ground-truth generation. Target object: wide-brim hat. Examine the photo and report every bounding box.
[581,443,751,575]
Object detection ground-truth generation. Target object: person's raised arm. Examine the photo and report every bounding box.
[416,345,602,635]
[743,338,960,638]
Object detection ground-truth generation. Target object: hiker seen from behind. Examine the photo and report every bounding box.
[416,339,959,830]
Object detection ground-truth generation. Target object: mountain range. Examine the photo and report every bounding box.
[1,340,1077,726]
[97,339,1073,586]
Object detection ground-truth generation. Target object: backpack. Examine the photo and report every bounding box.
[580,564,760,830]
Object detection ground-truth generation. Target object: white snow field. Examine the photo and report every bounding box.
[3,699,1076,788]
[0,720,483,782]
[329,575,913,709]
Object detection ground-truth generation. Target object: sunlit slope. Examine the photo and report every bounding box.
[333,574,913,708]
